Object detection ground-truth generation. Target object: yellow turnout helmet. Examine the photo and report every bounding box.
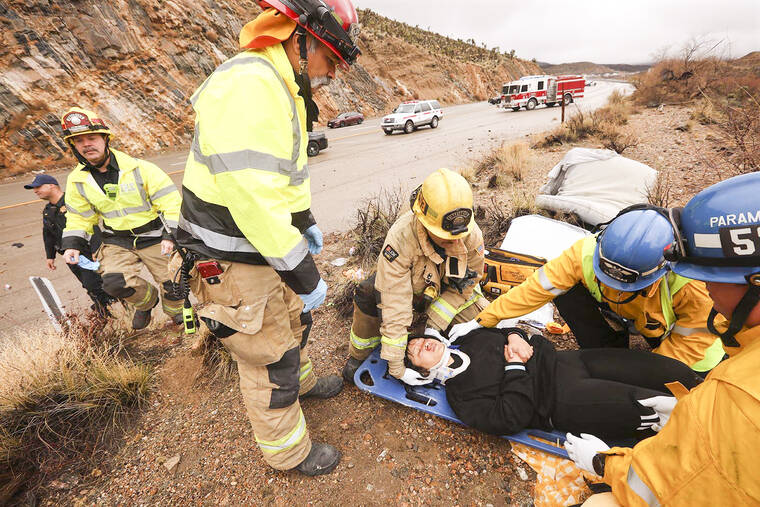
[60,107,112,141]
[412,168,474,240]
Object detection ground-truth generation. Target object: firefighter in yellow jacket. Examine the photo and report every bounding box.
[60,108,182,330]
[175,0,361,476]
[564,172,760,506]
[342,168,488,385]
[449,208,725,375]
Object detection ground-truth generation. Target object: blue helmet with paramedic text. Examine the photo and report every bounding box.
[593,209,672,292]
[670,172,760,284]
[667,172,760,347]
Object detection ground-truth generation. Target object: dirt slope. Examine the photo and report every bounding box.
[0,2,539,178]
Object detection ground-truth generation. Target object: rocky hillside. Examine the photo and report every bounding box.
[0,2,539,178]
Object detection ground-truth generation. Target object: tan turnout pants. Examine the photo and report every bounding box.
[190,260,317,470]
[97,242,182,316]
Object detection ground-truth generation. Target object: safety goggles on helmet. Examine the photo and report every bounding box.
[597,250,668,285]
[260,0,361,68]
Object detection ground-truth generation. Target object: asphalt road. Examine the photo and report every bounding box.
[0,81,631,332]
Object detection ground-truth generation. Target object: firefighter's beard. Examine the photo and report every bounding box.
[310,76,332,90]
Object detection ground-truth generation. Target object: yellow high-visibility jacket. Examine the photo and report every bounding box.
[600,323,760,506]
[476,235,725,372]
[61,149,180,252]
[374,211,486,354]
[176,43,319,294]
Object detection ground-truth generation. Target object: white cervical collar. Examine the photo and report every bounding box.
[422,343,470,384]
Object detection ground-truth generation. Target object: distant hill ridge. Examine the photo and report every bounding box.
[537,61,651,75]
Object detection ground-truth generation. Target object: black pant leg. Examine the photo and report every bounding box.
[553,284,629,348]
[552,350,664,440]
[577,348,702,391]
[68,263,113,308]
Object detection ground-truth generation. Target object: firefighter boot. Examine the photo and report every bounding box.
[300,375,343,400]
[342,357,364,384]
[132,298,159,330]
[294,443,341,476]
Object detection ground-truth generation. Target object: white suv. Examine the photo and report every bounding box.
[382,100,443,135]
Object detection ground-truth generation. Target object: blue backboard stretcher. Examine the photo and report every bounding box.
[354,348,571,459]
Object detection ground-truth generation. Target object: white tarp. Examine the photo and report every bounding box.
[494,214,590,330]
[535,147,658,226]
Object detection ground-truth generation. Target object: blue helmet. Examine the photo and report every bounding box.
[593,209,672,292]
[671,172,760,284]
[669,172,760,347]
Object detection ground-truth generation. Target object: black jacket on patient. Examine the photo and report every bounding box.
[445,328,556,435]
[444,327,703,440]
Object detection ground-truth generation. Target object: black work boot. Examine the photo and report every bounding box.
[341,357,364,384]
[300,375,343,400]
[132,299,158,330]
[294,443,340,476]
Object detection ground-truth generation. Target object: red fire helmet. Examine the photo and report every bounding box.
[257,0,361,70]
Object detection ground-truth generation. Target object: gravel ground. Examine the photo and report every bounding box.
[33,102,732,506]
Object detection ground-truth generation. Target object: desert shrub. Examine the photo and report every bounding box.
[690,99,719,125]
[646,168,673,207]
[598,124,639,154]
[0,326,152,502]
[479,187,547,248]
[351,186,406,268]
[330,277,361,320]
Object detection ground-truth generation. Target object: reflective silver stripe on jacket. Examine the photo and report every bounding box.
[180,215,258,253]
[126,167,152,214]
[537,266,567,296]
[150,184,176,201]
[504,365,526,372]
[64,204,95,218]
[627,465,660,506]
[62,230,92,241]
[190,54,308,186]
[179,214,309,272]
[671,325,710,336]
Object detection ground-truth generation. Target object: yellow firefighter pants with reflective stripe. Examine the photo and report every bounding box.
[426,288,488,330]
[349,301,383,360]
[192,261,316,470]
[96,242,180,315]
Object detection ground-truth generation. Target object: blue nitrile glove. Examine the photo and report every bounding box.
[299,278,327,313]
[78,255,100,271]
[304,225,324,255]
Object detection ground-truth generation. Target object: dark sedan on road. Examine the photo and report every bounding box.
[327,111,364,128]
[307,131,328,157]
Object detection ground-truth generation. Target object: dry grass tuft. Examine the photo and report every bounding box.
[194,330,237,384]
[476,142,531,184]
[330,277,360,321]
[0,323,153,502]
[457,166,477,183]
[351,186,406,268]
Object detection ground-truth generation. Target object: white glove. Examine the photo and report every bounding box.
[447,319,482,343]
[638,396,677,432]
[564,433,610,474]
[399,368,433,386]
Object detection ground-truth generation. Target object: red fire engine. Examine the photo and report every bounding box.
[500,75,585,111]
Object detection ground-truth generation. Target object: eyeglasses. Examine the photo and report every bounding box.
[598,243,667,284]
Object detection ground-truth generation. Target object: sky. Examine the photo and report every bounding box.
[351,0,759,64]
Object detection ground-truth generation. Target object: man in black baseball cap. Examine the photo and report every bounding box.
[25,173,114,316]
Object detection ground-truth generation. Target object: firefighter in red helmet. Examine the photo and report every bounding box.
[175,0,360,476]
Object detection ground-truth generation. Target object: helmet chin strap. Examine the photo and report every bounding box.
[706,281,760,348]
[601,289,640,305]
[423,347,470,384]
